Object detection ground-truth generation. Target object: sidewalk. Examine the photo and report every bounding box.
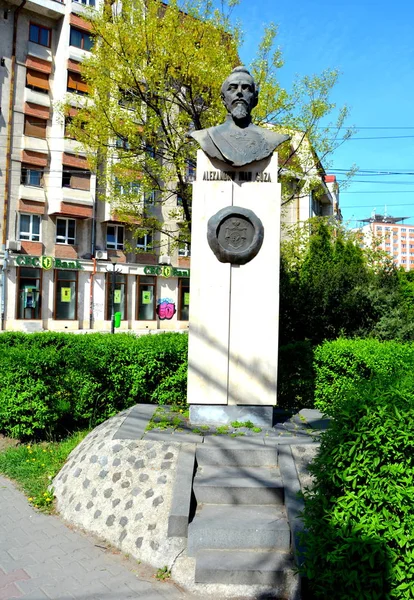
[0,476,193,600]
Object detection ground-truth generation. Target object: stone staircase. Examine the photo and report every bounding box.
[187,444,299,595]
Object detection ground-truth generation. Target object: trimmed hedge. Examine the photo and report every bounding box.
[301,376,414,599]
[314,338,414,416]
[0,332,188,440]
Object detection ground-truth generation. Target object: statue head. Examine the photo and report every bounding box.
[221,66,259,122]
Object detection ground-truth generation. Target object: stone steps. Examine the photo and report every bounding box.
[187,504,290,556]
[195,548,296,586]
[193,464,284,504]
[185,445,299,593]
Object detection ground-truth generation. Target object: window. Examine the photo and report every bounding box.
[107,225,124,250]
[21,164,43,187]
[385,227,390,231]
[376,226,382,230]
[178,277,190,321]
[144,190,155,205]
[186,160,196,181]
[73,0,96,6]
[114,178,140,195]
[26,68,49,93]
[106,273,127,320]
[137,275,156,320]
[115,136,130,150]
[410,229,414,233]
[178,234,191,257]
[29,23,51,47]
[136,231,153,252]
[24,116,47,138]
[56,218,76,245]
[70,26,93,51]
[19,214,41,242]
[17,267,42,319]
[401,228,406,232]
[67,71,89,95]
[62,166,90,190]
[55,270,78,320]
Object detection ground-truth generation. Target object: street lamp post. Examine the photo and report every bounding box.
[109,256,118,334]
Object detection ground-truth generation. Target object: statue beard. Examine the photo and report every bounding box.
[230,101,249,121]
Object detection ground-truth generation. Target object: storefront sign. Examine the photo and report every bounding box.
[114,289,121,304]
[16,255,83,270]
[142,291,151,304]
[184,292,190,306]
[143,265,190,277]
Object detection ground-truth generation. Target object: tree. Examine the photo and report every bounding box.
[64,0,354,255]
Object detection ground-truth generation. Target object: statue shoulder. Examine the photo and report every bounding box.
[253,124,290,147]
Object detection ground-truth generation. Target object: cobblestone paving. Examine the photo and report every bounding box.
[0,475,195,600]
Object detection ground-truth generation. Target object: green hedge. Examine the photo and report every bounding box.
[314,338,414,416]
[0,332,188,440]
[301,376,414,599]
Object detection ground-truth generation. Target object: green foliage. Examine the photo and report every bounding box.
[277,341,315,410]
[280,219,414,346]
[301,377,414,599]
[0,431,90,512]
[0,332,188,440]
[314,338,414,417]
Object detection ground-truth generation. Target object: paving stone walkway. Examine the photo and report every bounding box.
[0,476,194,600]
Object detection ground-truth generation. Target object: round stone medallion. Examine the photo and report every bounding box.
[207,206,264,265]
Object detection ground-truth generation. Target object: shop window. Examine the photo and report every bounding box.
[21,164,43,187]
[137,275,156,320]
[17,267,41,319]
[62,166,90,190]
[19,214,41,242]
[55,270,78,320]
[56,218,76,245]
[70,26,93,51]
[136,231,152,252]
[106,273,127,320]
[26,68,49,93]
[29,23,51,47]
[67,71,89,95]
[24,116,47,139]
[178,277,190,321]
[106,224,124,250]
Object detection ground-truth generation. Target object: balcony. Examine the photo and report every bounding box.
[8,0,65,19]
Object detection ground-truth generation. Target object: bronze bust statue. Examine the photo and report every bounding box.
[191,66,289,167]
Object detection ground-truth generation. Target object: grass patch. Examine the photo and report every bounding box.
[0,430,90,512]
[145,405,189,431]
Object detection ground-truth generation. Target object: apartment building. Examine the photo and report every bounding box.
[357,214,414,270]
[0,0,190,332]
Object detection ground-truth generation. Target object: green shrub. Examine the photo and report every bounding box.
[277,341,315,410]
[301,377,414,599]
[314,338,414,416]
[0,332,188,440]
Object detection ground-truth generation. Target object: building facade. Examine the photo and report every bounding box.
[0,0,341,333]
[357,214,414,270]
[0,0,190,332]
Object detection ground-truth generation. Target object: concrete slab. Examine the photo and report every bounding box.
[168,445,196,538]
[188,505,289,556]
[113,404,157,440]
[195,549,295,586]
[190,405,274,427]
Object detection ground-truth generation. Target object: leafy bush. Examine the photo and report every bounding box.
[0,332,188,440]
[277,341,315,410]
[301,376,414,599]
[314,338,414,416]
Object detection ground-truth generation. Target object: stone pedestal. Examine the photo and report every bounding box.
[187,151,281,425]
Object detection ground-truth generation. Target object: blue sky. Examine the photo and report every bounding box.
[228,0,414,227]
